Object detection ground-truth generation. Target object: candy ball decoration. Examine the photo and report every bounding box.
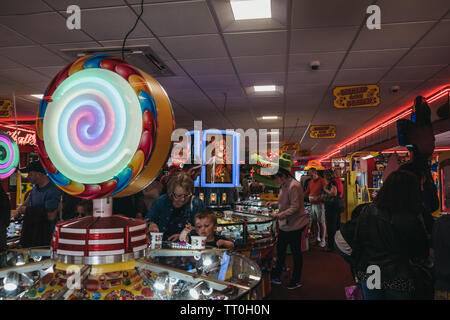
[0,133,19,179]
[36,54,174,199]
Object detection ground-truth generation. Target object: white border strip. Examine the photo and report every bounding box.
[88,239,124,245]
[59,239,85,245]
[129,224,146,232]
[90,228,124,234]
[133,245,148,252]
[57,249,84,256]
[89,249,124,256]
[60,228,87,234]
[131,235,146,242]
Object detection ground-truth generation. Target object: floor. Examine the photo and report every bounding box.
[266,245,356,300]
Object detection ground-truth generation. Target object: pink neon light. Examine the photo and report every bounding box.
[320,86,450,161]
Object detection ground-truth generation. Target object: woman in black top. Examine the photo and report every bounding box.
[352,170,429,300]
[323,170,340,252]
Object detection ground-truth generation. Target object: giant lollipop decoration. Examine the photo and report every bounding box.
[35,54,175,264]
[0,133,19,179]
[36,54,174,199]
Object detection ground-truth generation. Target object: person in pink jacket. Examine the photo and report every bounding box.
[267,153,309,290]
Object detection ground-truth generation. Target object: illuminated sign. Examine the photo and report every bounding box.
[310,125,336,139]
[333,84,380,109]
[6,131,36,146]
[0,100,12,118]
[281,141,300,153]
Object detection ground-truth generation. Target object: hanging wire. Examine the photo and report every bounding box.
[121,0,145,60]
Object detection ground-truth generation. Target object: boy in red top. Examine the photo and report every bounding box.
[304,168,327,247]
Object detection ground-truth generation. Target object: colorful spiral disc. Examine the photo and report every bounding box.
[0,133,20,179]
[36,54,175,199]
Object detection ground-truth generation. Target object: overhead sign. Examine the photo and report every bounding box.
[333,84,380,109]
[310,125,336,139]
[281,141,300,153]
[6,130,36,146]
[0,100,12,118]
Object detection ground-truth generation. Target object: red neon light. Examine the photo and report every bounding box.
[320,86,450,161]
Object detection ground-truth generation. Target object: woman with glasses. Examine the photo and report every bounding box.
[145,172,204,242]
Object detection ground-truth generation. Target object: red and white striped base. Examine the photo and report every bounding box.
[51,215,148,263]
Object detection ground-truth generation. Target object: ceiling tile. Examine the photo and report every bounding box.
[0,55,23,69]
[383,65,446,81]
[32,66,66,79]
[0,0,51,15]
[352,22,435,50]
[137,1,217,37]
[79,7,150,41]
[334,68,388,84]
[377,0,450,23]
[397,46,450,66]
[160,34,227,59]
[286,84,329,97]
[156,76,198,90]
[343,49,408,69]
[1,12,93,44]
[233,55,286,74]
[0,68,51,84]
[44,0,125,10]
[0,46,69,67]
[240,72,285,86]
[292,0,372,28]
[291,27,359,53]
[433,65,450,80]
[0,25,34,47]
[288,69,336,85]
[178,58,234,75]
[192,74,240,89]
[418,20,450,47]
[224,31,287,57]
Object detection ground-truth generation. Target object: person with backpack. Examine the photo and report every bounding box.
[336,170,430,300]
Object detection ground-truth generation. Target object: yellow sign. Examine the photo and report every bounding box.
[333,84,380,109]
[16,173,32,205]
[310,125,336,139]
[281,142,300,153]
[0,100,12,118]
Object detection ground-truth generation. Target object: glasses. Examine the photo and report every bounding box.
[172,193,192,200]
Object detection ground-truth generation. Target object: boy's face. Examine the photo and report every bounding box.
[76,205,85,217]
[195,217,216,239]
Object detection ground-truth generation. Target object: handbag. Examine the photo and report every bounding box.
[321,192,338,205]
[345,284,363,300]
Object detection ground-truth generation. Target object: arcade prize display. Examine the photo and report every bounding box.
[187,129,240,209]
[0,54,261,300]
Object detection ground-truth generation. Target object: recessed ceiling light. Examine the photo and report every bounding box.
[230,0,271,20]
[30,94,43,99]
[261,116,279,120]
[254,85,276,92]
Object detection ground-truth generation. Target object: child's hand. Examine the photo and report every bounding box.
[216,239,226,248]
[184,222,195,232]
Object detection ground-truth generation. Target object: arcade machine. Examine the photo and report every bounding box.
[342,151,379,222]
[438,151,450,215]
[0,133,21,249]
[0,55,261,300]
[185,129,240,210]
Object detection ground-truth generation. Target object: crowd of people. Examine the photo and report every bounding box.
[1,155,449,301]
